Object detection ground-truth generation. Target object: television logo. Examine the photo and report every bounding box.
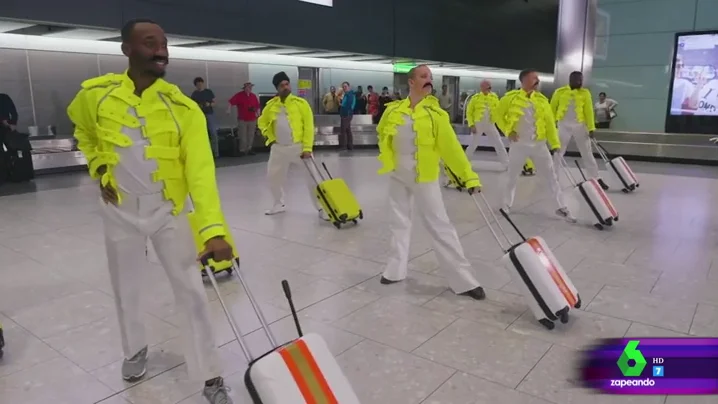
[617,340,646,376]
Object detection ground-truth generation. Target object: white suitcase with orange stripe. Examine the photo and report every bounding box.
[472,194,581,330]
[200,256,361,404]
[563,159,619,231]
[592,139,639,193]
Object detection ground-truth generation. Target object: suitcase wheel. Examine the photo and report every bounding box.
[594,223,604,231]
[339,213,348,222]
[556,307,570,324]
[574,294,582,309]
[359,210,364,220]
[604,217,613,227]
[538,318,555,330]
[352,219,358,225]
[614,215,619,222]
[333,222,341,229]
[622,188,630,193]
[635,184,640,188]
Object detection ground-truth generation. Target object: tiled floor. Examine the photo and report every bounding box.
[1,150,717,404]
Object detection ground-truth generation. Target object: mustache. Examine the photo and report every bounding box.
[423,83,433,89]
[151,56,169,63]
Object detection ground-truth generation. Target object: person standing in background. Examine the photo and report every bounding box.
[339,81,356,150]
[594,92,618,128]
[378,86,393,121]
[465,80,508,169]
[322,86,339,114]
[258,71,328,220]
[0,93,18,132]
[367,85,380,123]
[228,82,260,156]
[354,85,367,114]
[67,18,234,404]
[191,77,219,159]
[438,84,452,114]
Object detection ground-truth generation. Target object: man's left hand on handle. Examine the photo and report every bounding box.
[198,236,233,263]
[300,151,312,159]
[588,130,595,138]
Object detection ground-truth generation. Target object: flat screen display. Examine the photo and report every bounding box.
[669,33,718,116]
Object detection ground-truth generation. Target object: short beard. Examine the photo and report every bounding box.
[146,69,166,78]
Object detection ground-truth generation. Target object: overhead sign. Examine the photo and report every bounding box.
[393,63,416,74]
[299,0,332,6]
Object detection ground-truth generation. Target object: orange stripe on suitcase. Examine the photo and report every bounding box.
[618,158,638,184]
[526,238,578,307]
[589,179,618,218]
[278,339,338,404]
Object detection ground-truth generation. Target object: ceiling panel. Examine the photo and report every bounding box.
[44,28,119,40]
[0,21,34,33]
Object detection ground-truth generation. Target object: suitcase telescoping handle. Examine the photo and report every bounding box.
[200,255,278,362]
[590,138,611,163]
[558,157,579,187]
[302,156,327,186]
[282,280,304,338]
[470,192,517,253]
[574,160,588,182]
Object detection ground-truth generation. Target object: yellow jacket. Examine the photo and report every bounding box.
[550,86,596,131]
[257,94,314,152]
[67,72,226,243]
[495,89,560,149]
[377,96,480,188]
[466,92,499,126]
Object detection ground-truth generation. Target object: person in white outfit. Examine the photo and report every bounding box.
[376,64,486,300]
[495,68,576,222]
[258,71,329,220]
[67,19,234,404]
[465,79,508,169]
[550,71,609,190]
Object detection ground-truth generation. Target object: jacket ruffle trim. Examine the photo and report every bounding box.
[504,92,548,138]
[555,87,588,123]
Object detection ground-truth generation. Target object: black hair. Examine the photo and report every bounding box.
[518,68,537,82]
[342,81,350,86]
[382,86,389,90]
[599,92,607,96]
[367,85,373,90]
[570,71,583,77]
[193,77,205,85]
[121,18,157,43]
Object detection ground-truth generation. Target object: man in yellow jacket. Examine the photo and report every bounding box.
[495,68,576,222]
[465,79,508,169]
[258,72,328,219]
[376,64,486,300]
[67,19,233,404]
[550,71,608,190]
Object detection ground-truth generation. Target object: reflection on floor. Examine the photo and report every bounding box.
[0,150,716,404]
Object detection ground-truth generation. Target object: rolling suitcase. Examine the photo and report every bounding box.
[304,157,362,229]
[188,209,238,276]
[591,139,639,193]
[560,158,618,231]
[470,193,581,330]
[0,320,4,358]
[200,256,362,404]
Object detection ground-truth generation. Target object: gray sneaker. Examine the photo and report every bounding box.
[122,346,148,381]
[203,377,233,404]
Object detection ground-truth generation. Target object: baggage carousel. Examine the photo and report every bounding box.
[28,115,718,175]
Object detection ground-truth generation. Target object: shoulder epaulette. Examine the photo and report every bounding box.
[80,73,123,90]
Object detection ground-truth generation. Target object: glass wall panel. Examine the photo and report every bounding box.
[249,64,298,95]
[0,49,34,132]
[320,68,393,96]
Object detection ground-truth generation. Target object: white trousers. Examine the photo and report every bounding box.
[267,143,320,209]
[383,175,480,294]
[100,192,220,382]
[503,140,566,210]
[466,121,509,166]
[553,122,600,180]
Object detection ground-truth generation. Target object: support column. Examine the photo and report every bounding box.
[554,0,597,87]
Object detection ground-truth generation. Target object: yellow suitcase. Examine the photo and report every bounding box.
[306,158,362,229]
[188,211,239,275]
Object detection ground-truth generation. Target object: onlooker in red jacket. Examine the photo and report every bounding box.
[366,85,380,123]
[228,83,260,155]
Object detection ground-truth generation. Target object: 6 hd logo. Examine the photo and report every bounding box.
[610,340,658,388]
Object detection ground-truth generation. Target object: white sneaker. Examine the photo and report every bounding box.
[555,208,577,223]
[318,209,330,221]
[265,204,286,215]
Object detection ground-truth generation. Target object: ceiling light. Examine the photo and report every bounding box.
[293,52,355,58]
[45,28,119,40]
[166,35,205,46]
[194,43,266,51]
[249,47,311,54]
[0,21,34,33]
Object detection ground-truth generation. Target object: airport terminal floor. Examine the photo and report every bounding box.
[0,150,717,404]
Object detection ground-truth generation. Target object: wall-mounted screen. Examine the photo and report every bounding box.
[669,32,718,116]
